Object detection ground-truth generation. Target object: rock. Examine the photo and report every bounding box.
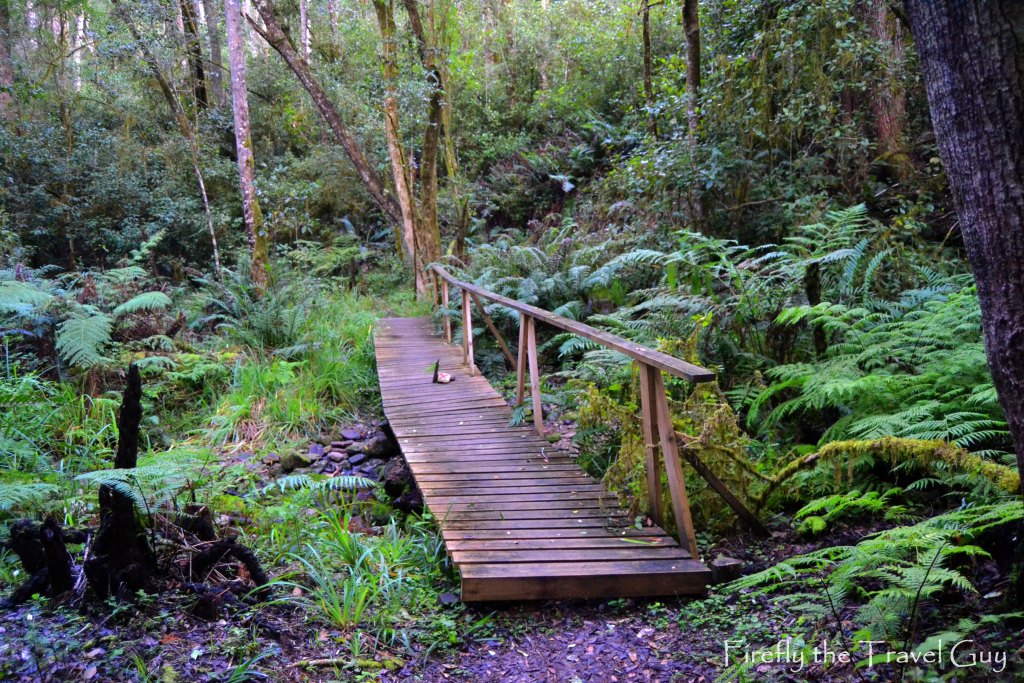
[393,491,423,514]
[348,453,367,467]
[308,444,325,459]
[354,491,376,505]
[438,592,459,605]
[263,452,280,465]
[546,433,561,443]
[280,451,312,473]
[327,451,346,463]
[341,428,362,440]
[710,556,743,584]
[382,458,413,497]
[359,433,399,459]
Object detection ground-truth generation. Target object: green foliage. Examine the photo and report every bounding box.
[55,311,113,368]
[727,501,1024,649]
[75,448,210,513]
[795,488,910,535]
[112,291,172,317]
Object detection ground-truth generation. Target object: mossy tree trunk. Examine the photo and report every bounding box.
[225,0,268,290]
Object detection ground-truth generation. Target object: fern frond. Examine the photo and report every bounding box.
[112,291,172,316]
[56,312,113,368]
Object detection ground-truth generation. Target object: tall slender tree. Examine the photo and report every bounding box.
[225,0,268,289]
[682,0,702,221]
[180,0,208,109]
[902,1,1024,481]
[640,0,657,138]
[0,0,14,121]
[201,0,228,107]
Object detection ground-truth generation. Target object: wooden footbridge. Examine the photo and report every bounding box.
[374,266,755,602]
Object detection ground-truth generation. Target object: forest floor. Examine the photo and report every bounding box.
[3,414,1022,682]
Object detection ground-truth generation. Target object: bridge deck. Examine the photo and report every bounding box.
[374,317,710,601]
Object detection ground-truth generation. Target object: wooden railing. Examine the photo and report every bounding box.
[429,265,728,556]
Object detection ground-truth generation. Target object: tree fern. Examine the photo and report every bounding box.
[55,311,113,368]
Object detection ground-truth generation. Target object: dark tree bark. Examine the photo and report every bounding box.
[682,0,702,221]
[180,0,208,109]
[85,364,157,598]
[248,0,403,227]
[903,1,1024,483]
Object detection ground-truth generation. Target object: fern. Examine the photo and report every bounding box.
[0,481,59,512]
[75,448,208,513]
[55,311,113,368]
[727,501,1021,644]
[259,474,376,495]
[112,291,172,316]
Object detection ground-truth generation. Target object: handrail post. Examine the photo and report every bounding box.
[638,362,664,527]
[515,313,527,406]
[651,370,699,559]
[441,279,452,343]
[525,315,544,436]
[461,289,476,375]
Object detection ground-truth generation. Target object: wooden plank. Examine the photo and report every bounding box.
[652,370,699,559]
[438,518,635,531]
[420,484,607,497]
[433,508,628,521]
[460,559,710,601]
[639,363,664,526]
[452,547,691,565]
[416,476,598,488]
[438,527,665,540]
[445,536,678,551]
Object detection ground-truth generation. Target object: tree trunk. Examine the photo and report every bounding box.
[225,0,268,289]
[374,0,419,277]
[84,365,156,599]
[180,0,208,109]
[201,0,228,107]
[0,0,12,121]
[868,0,910,178]
[397,0,444,291]
[299,0,310,62]
[641,0,657,138]
[249,0,403,227]
[682,0,702,221]
[903,0,1024,482]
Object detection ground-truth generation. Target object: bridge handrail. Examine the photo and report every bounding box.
[428,265,715,383]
